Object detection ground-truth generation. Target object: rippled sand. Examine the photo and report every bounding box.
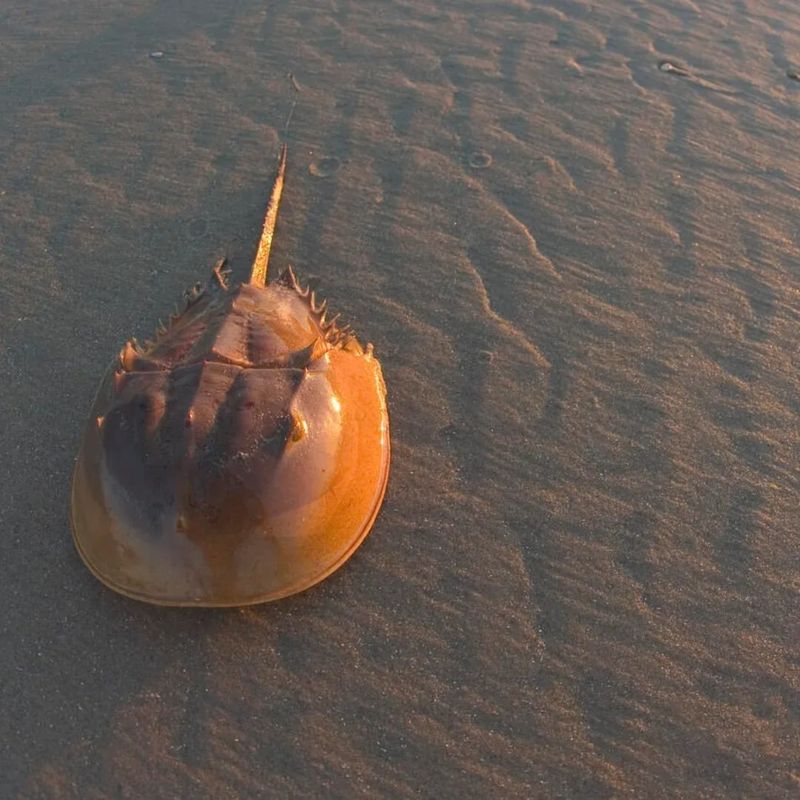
[1,0,798,797]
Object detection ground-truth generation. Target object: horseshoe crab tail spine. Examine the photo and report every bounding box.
[249,143,287,286]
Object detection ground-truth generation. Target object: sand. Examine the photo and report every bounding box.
[1,0,798,797]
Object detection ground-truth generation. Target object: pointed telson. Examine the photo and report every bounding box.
[249,144,287,286]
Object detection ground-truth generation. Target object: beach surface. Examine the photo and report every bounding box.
[1,0,798,797]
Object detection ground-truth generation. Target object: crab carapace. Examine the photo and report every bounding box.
[70,146,390,606]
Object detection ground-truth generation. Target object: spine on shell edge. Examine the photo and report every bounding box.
[277,266,363,352]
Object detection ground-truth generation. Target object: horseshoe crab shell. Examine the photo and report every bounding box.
[70,146,390,606]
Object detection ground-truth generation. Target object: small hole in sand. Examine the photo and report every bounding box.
[187,218,208,239]
[468,151,492,169]
[309,157,342,177]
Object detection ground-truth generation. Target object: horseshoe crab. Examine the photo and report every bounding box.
[70,146,390,606]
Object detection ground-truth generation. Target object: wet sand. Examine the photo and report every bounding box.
[1,0,798,797]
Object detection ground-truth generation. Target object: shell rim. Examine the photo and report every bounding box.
[68,425,391,607]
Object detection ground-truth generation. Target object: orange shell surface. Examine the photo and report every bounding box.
[70,274,390,606]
